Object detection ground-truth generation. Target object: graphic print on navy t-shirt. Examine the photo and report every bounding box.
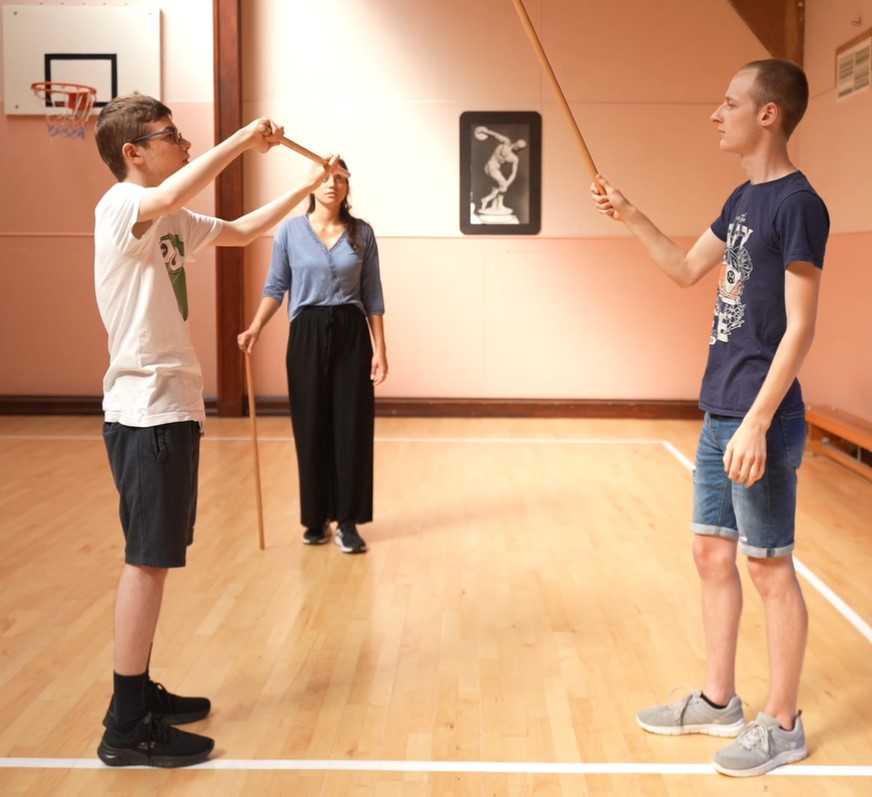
[712,213,754,345]
[160,233,189,320]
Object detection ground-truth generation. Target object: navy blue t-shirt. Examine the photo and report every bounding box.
[701,171,829,416]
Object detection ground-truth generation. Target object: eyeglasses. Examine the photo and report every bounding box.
[130,127,185,145]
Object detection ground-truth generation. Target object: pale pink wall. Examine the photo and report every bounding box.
[800,233,872,419]
[2,0,868,419]
[0,0,217,396]
[796,0,872,420]
[244,235,717,400]
[240,0,766,400]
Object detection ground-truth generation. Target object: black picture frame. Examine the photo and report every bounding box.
[459,110,541,235]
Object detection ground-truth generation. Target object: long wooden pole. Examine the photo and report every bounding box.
[509,0,603,191]
[244,352,265,550]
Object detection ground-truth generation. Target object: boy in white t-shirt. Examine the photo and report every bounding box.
[93,93,339,768]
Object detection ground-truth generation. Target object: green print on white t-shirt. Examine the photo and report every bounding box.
[160,233,188,320]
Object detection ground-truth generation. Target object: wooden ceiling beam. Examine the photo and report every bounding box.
[727,0,805,65]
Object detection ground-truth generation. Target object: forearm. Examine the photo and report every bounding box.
[621,206,698,286]
[744,321,816,430]
[144,128,253,218]
[592,176,722,286]
[249,296,282,333]
[216,183,317,247]
[368,314,388,385]
[238,296,282,353]
[368,314,386,354]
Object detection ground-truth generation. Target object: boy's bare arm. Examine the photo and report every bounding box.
[137,118,283,221]
[213,157,341,247]
[591,175,724,287]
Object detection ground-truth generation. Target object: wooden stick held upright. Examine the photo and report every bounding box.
[509,0,603,192]
[244,352,265,550]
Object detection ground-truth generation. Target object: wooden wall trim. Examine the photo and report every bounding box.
[372,398,703,420]
[213,0,245,416]
[238,397,704,420]
[0,396,703,420]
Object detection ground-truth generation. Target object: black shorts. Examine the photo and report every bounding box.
[103,421,201,568]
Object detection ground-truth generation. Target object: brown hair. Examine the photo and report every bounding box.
[95,93,173,180]
[741,58,809,139]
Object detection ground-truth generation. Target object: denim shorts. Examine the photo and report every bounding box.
[103,421,201,568]
[691,410,807,558]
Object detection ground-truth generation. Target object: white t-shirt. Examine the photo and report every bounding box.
[94,182,223,427]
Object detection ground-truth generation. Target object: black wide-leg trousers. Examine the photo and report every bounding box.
[287,305,374,530]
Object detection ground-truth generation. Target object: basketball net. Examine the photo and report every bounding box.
[31,82,97,139]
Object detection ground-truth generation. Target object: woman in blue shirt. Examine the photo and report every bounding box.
[239,158,387,553]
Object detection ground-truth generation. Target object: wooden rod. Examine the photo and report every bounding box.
[244,352,265,551]
[280,136,350,179]
[509,0,602,190]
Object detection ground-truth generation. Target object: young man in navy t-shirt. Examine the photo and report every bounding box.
[591,59,829,777]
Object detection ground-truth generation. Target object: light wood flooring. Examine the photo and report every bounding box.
[0,415,870,796]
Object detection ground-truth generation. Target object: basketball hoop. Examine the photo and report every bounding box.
[31,81,97,139]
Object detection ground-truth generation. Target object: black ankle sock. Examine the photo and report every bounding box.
[112,671,148,733]
[700,692,728,710]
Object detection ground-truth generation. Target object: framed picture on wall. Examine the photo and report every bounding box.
[459,110,541,235]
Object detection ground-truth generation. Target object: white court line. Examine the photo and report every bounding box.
[660,439,696,470]
[0,757,870,776]
[794,560,872,645]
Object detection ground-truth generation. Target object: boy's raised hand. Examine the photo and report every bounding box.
[305,153,342,187]
[245,117,284,153]
[590,174,632,222]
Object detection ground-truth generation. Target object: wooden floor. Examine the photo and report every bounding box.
[0,415,870,796]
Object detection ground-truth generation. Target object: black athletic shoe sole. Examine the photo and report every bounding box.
[97,738,214,768]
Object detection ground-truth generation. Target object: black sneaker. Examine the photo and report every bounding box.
[97,712,214,768]
[303,522,330,545]
[146,680,211,724]
[335,522,367,554]
[103,681,211,728]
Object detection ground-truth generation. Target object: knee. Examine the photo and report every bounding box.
[746,556,798,598]
[692,536,737,580]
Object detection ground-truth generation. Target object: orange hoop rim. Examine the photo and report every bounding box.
[31,80,98,92]
[31,81,97,102]
[31,81,97,138]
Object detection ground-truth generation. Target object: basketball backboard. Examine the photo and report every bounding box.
[3,4,161,116]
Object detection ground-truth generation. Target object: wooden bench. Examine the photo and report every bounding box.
[806,406,872,482]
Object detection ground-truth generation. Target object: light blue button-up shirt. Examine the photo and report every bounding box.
[263,215,385,320]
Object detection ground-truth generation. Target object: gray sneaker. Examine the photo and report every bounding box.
[637,690,745,737]
[712,711,807,777]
